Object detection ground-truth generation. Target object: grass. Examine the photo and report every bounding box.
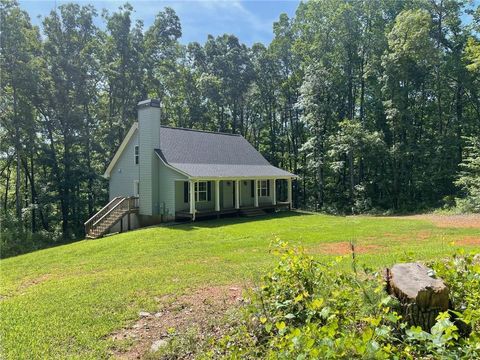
[0,211,479,359]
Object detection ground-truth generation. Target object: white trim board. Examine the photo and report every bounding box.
[103,122,138,178]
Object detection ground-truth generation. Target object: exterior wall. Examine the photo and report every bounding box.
[240,180,254,207]
[172,179,277,212]
[158,161,187,218]
[175,181,218,212]
[195,181,215,211]
[222,180,234,209]
[258,179,274,205]
[138,102,161,216]
[175,181,189,212]
[109,131,139,200]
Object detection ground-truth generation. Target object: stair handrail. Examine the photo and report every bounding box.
[84,197,121,226]
[85,196,139,237]
[85,197,123,235]
[92,197,130,228]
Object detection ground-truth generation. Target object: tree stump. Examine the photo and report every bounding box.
[386,262,449,331]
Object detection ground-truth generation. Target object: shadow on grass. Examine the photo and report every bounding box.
[169,210,313,232]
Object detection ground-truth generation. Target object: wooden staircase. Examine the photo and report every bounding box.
[240,208,267,217]
[84,196,139,239]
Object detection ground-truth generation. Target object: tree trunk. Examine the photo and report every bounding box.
[386,262,449,331]
[13,86,21,218]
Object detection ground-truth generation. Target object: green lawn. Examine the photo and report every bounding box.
[1,211,479,359]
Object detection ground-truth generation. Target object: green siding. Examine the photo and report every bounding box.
[221,181,234,208]
[175,181,217,212]
[240,180,254,207]
[109,131,139,200]
[175,181,189,212]
[259,179,274,205]
[195,181,215,211]
[138,106,161,216]
[158,162,187,217]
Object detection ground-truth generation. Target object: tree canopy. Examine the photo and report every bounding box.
[1,0,479,256]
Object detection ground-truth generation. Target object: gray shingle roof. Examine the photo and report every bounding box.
[155,126,296,178]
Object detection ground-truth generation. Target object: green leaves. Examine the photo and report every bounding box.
[387,9,434,64]
[212,242,480,359]
[455,136,480,213]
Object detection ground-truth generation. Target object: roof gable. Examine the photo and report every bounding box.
[159,126,270,166]
[157,126,296,179]
[104,124,297,179]
[103,123,138,178]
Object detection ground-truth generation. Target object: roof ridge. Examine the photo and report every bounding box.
[160,125,241,137]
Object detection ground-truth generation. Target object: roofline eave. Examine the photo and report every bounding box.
[103,122,138,179]
[154,149,193,178]
[188,175,298,180]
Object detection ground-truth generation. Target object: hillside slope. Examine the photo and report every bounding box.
[1,212,479,359]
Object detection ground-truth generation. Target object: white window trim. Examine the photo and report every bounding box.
[258,180,269,197]
[195,181,208,202]
[134,145,139,165]
[133,180,139,197]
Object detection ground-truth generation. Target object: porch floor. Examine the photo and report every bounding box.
[175,202,291,220]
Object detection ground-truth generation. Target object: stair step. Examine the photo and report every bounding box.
[85,196,140,239]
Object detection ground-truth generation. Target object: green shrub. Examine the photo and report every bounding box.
[204,241,480,359]
[0,210,59,258]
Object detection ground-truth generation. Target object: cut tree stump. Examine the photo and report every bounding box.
[386,262,449,331]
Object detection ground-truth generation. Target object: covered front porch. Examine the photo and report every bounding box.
[175,178,293,221]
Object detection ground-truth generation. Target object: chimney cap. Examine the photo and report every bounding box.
[137,99,160,109]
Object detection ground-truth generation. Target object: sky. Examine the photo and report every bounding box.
[19,0,300,45]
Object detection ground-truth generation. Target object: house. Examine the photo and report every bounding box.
[85,99,297,238]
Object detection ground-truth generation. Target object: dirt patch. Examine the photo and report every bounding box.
[456,236,480,247]
[17,274,51,293]
[309,242,384,255]
[109,284,244,359]
[389,214,480,229]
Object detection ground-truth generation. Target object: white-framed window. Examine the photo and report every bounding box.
[195,181,208,202]
[134,145,139,165]
[258,180,269,197]
[133,180,139,197]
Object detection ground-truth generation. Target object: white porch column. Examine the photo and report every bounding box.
[235,180,240,209]
[189,180,196,220]
[287,178,292,209]
[254,179,259,207]
[215,180,220,211]
[272,179,277,205]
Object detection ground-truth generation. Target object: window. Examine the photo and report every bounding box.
[134,145,139,165]
[195,181,209,202]
[258,180,270,197]
[133,180,139,197]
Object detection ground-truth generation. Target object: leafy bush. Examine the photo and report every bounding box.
[204,241,480,359]
[0,210,59,258]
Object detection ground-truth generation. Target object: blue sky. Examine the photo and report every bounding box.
[19,0,300,45]
[18,0,480,45]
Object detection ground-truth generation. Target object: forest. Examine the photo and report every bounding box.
[1,0,480,257]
